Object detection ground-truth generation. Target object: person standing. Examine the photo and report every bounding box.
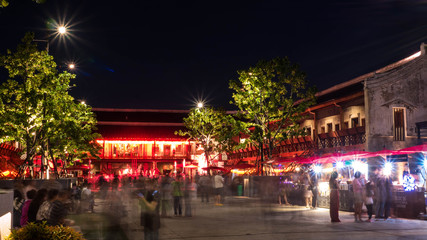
[28,188,47,223]
[159,174,172,217]
[47,190,69,226]
[352,171,364,222]
[12,190,24,228]
[311,174,319,209]
[20,189,36,226]
[171,175,183,216]
[213,173,224,206]
[384,175,393,220]
[375,175,387,220]
[198,174,211,203]
[329,171,340,222]
[139,190,160,240]
[303,173,312,208]
[365,180,375,222]
[37,189,58,222]
[184,178,197,217]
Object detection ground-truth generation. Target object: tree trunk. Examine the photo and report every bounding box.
[259,141,264,176]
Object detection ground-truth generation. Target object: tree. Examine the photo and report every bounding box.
[1,0,46,8]
[229,57,316,175]
[176,107,242,172]
[0,33,99,178]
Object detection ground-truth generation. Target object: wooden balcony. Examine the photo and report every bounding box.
[227,126,366,161]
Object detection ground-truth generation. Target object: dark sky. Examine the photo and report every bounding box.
[1,0,427,110]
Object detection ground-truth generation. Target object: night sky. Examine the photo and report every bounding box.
[1,0,427,110]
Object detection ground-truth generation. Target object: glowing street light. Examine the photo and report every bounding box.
[313,165,322,174]
[58,26,67,34]
[197,102,204,108]
[336,161,344,169]
[68,63,75,69]
[384,162,393,176]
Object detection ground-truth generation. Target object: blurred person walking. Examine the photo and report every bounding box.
[365,180,375,222]
[184,178,197,217]
[160,174,172,217]
[303,173,312,208]
[171,175,183,216]
[352,171,364,222]
[139,190,160,240]
[311,174,319,209]
[384,175,393,220]
[81,183,94,213]
[213,173,224,206]
[198,174,211,203]
[329,171,340,222]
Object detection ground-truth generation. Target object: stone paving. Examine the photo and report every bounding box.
[72,196,427,240]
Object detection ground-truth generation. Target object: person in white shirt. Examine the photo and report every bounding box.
[213,174,224,206]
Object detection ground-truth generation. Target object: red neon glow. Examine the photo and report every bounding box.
[97,140,191,145]
[2,171,10,176]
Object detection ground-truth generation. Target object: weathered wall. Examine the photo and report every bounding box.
[365,46,427,151]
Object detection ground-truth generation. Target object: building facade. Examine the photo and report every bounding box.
[228,43,427,166]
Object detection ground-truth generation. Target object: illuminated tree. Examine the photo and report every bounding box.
[229,57,316,175]
[176,107,242,171]
[0,33,99,178]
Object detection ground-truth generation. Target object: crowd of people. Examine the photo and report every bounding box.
[12,181,76,229]
[10,168,399,240]
[329,168,393,223]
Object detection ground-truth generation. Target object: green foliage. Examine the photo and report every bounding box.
[1,0,46,8]
[176,107,243,166]
[0,32,100,177]
[229,57,316,162]
[7,222,85,240]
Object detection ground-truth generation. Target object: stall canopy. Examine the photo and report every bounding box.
[202,166,227,172]
[399,143,427,154]
[232,163,255,169]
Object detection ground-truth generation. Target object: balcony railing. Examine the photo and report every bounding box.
[228,126,366,161]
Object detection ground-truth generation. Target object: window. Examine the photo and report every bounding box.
[306,127,312,136]
[393,108,405,141]
[351,118,359,128]
[343,122,349,129]
[335,124,340,131]
[327,123,333,133]
[321,126,325,134]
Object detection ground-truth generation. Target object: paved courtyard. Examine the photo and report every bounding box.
[70,196,427,240]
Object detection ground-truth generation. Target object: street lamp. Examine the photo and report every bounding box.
[33,26,68,52]
[57,26,67,34]
[68,63,75,69]
[197,102,204,108]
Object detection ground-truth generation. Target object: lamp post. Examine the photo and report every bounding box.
[33,25,68,179]
[33,25,68,53]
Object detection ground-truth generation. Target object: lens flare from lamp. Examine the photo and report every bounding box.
[384,162,393,176]
[313,165,322,174]
[58,26,67,34]
[336,161,344,169]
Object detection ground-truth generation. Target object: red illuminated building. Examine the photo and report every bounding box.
[93,108,200,176]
